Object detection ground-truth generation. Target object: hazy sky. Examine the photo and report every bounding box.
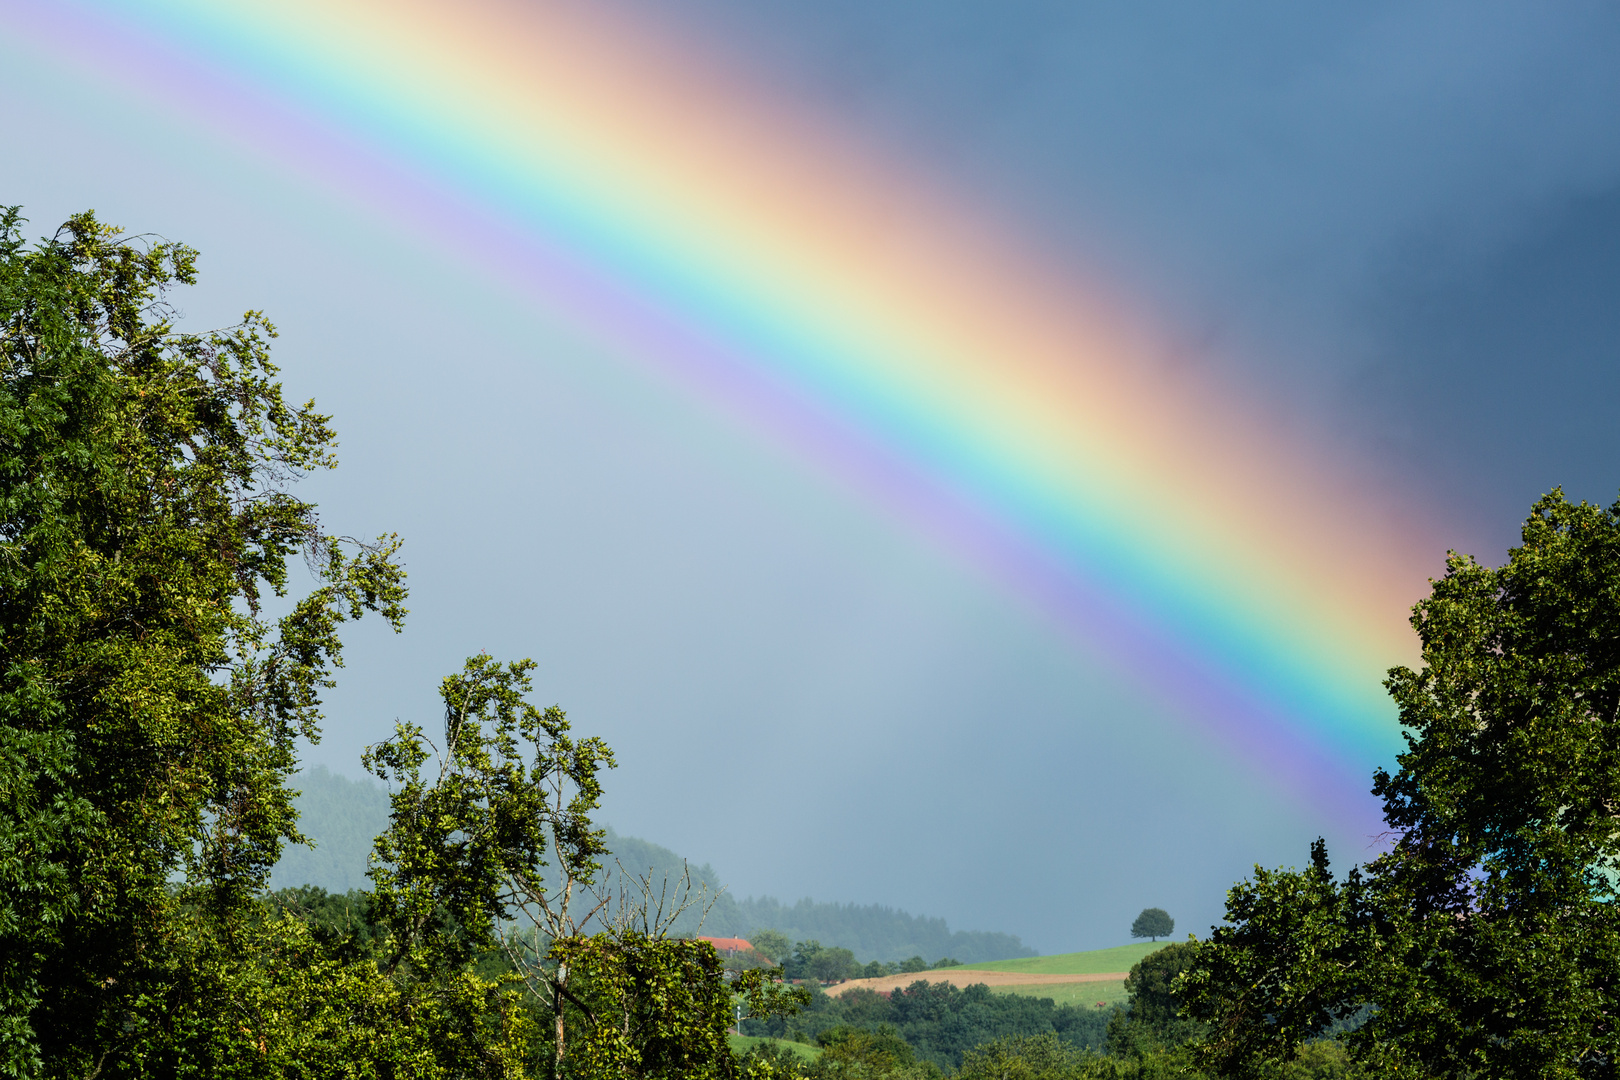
[5,1,1620,954]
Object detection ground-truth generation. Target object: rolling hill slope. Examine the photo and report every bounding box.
[961,941,1173,974]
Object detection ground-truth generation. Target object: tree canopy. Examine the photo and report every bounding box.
[0,207,407,1076]
[0,208,804,1079]
[1129,908,1173,942]
[1182,490,1620,1079]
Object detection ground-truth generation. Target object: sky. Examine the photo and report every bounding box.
[4,0,1620,955]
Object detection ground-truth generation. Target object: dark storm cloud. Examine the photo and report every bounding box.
[1354,183,1620,550]
[613,0,1620,551]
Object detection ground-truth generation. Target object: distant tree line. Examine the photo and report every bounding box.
[741,932,961,983]
[738,943,1362,1078]
[740,979,1115,1071]
[725,895,1032,966]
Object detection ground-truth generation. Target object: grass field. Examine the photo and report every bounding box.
[962,941,1172,975]
[988,979,1129,1009]
[728,1035,821,1060]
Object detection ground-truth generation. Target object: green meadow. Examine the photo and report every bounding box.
[989,979,1130,1010]
[962,940,1173,975]
[728,1035,821,1060]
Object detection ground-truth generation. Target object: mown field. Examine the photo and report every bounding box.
[962,941,1171,975]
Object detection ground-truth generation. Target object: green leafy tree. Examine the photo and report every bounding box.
[958,1033,1089,1080]
[0,207,791,1079]
[365,654,615,1074]
[751,929,793,964]
[782,940,823,981]
[0,208,406,1077]
[262,885,387,962]
[365,654,806,1076]
[364,655,613,971]
[551,933,801,1079]
[1106,943,1205,1057]
[1129,909,1173,942]
[812,1025,941,1079]
[809,947,858,984]
[1181,490,1620,1079]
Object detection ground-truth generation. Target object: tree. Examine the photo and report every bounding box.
[1106,942,1206,1057]
[1181,490,1620,1079]
[0,207,798,1078]
[1129,908,1173,942]
[750,929,792,964]
[0,208,406,1076]
[809,947,858,984]
[366,654,806,1076]
[815,1024,939,1078]
[363,654,616,1073]
[956,1033,1088,1080]
[550,932,801,1079]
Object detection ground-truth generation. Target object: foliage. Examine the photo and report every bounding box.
[262,885,387,962]
[736,1040,821,1077]
[743,979,1116,1070]
[363,655,615,976]
[730,896,1033,965]
[274,790,1033,965]
[1181,490,1620,1079]
[722,946,781,974]
[0,207,803,1079]
[954,1032,1360,1080]
[750,929,794,963]
[548,933,803,1079]
[113,910,538,1080]
[1128,910,1172,943]
[775,939,961,984]
[816,1025,943,1079]
[782,942,858,984]
[0,208,406,1077]
[958,1033,1094,1080]
[1104,943,1205,1054]
[737,1024,943,1080]
[851,956,961,979]
[363,654,807,1076]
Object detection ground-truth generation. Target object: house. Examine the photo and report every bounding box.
[698,936,754,957]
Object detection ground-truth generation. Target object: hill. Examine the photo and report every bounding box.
[961,941,1173,975]
[272,767,1035,964]
[269,766,390,892]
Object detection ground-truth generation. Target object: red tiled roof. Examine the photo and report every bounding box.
[698,936,754,953]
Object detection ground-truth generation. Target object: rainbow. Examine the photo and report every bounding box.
[7,0,1444,822]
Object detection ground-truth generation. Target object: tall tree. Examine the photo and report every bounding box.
[0,209,406,1076]
[365,654,617,1072]
[1182,490,1620,1079]
[365,654,806,1077]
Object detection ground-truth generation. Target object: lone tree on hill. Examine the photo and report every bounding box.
[1131,907,1174,942]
